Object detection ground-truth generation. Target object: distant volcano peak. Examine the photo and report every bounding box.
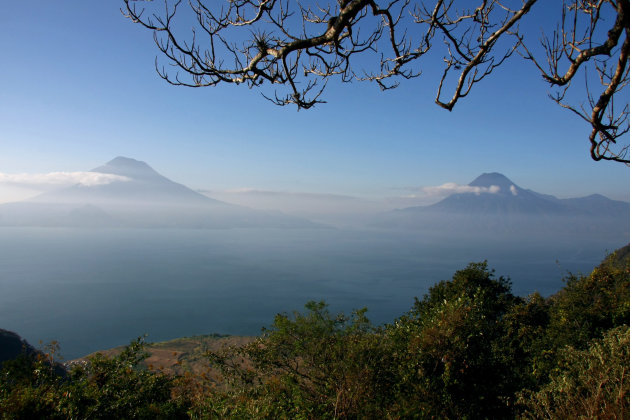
[469,172,514,187]
[468,172,521,195]
[107,156,149,167]
[92,157,161,180]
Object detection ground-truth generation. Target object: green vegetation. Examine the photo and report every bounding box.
[1,245,629,419]
[0,339,190,419]
[81,334,253,378]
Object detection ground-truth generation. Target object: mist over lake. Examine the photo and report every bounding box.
[0,226,620,359]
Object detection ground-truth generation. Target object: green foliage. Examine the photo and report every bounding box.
[0,338,190,419]
[2,245,629,419]
[531,259,630,387]
[0,342,64,419]
[600,243,630,270]
[548,266,630,348]
[388,261,522,418]
[501,292,551,389]
[61,337,189,419]
[520,325,630,419]
[205,301,397,419]
[412,261,517,318]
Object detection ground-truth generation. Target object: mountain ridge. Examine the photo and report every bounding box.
[374,172,630,233]
[0,157,322,229]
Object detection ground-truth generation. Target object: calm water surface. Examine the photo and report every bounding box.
[0,227,620,358]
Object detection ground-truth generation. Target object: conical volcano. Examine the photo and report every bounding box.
[373,172,630,234]
[91,156,165,180]
[426,172,562,215]
[29,157,220,206]
[468,172,523,196]
[0,157,321,229]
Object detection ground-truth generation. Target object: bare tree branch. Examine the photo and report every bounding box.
[123,0,630,164]
[520,0,630,164]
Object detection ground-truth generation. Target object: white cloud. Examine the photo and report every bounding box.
[0,172,130,189]
[510,185,518,196]
[421,182,501,197]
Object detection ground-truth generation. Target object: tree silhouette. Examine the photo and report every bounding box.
[123,0,630,164]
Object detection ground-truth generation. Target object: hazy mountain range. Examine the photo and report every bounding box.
[374,172,630,237]
[406,172,630,216]
[0,159,628,235]
[0,157,321,229]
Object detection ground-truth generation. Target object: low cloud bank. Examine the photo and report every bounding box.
[421,182,501,197]
[0,172,130,189]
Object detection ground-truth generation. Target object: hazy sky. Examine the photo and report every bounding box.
[1,1,628,206]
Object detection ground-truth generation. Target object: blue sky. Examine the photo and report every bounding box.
[1,1,628,206]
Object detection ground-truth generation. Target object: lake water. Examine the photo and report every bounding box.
[0,227,622,359]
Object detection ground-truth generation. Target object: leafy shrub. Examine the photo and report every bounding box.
[388,261,522,418]
[0,338,190,419]
[520,325,630,419]
[203,301,398,418]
